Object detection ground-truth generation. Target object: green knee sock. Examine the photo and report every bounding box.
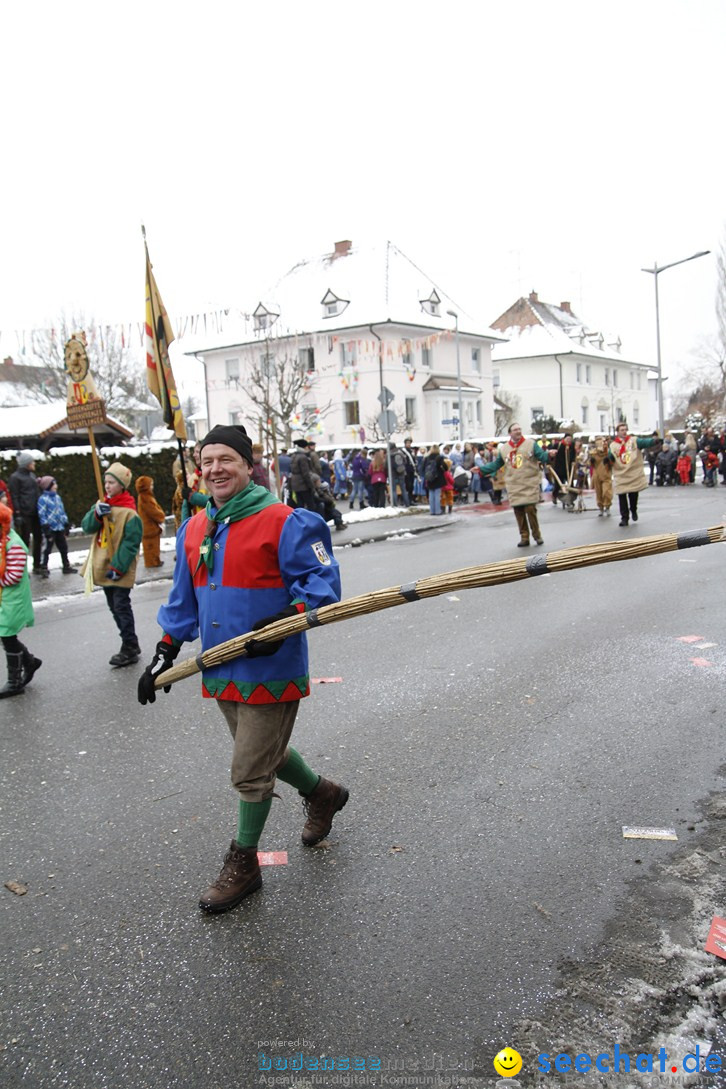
[236,797,272,848]
[276,746,320,796]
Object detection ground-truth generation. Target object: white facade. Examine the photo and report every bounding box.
[492,350,658,433]
[491,295,657,434]
[189,241,505,448]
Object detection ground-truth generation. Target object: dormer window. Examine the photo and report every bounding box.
[420,289,441,318]
[321,288,349,319]
[253,303,279,332]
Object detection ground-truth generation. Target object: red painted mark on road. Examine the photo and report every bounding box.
[455,502,510,515]
[257,851,288,866]
[689,657,712,668]
[311,677,343,684]
[677,635,704,643]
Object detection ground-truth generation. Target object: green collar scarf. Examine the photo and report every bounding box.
[195,483,279,574]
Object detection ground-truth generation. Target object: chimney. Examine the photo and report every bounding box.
[333,239,352,258]
[528,290,538,303]
[560,300,572,314]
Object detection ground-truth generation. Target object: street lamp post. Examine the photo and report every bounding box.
[641,250,710,436]
[446,309,464,444]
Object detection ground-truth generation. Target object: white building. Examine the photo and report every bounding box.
[490,292,658,434]
[187,240,506,448]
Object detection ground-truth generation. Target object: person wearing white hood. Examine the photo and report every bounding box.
[332,449,349,499]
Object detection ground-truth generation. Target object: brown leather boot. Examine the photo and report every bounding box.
[301,777,349,846]
[198,841,262,913]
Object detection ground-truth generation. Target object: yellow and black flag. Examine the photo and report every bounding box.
[144,234,187,441]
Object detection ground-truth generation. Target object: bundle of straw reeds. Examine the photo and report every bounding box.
[156,523,725,690]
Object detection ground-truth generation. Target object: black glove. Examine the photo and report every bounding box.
[106,567,122,582]
[137,641,181,705]
[181,485,191,501]
[95,501,111,519]
[245,605,301,658]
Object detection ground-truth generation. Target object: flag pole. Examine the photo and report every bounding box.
[143,225,189,486]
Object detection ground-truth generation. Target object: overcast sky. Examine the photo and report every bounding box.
[1,0,724,403]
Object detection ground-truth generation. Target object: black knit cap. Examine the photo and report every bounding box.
[199,424,254,466]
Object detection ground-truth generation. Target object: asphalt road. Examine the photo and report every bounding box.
[2,485,725,1089]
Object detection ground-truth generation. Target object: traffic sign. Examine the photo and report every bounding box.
[378,387,395,408]
[441,417,459,425]
[377,409,397,435]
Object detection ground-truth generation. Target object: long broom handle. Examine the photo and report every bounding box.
[155,523,725,689]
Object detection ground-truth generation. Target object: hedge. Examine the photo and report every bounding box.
[0,443,189,527]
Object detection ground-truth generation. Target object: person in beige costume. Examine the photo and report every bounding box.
[608,423,658,526]
[481,423,549,547]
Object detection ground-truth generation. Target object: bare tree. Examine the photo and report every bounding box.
[241,337,332,448]
[26,312,148,426]
[364,408,409,443]
[670,231,726,428]
[493,389,521,435]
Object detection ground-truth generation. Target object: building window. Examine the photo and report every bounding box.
[405,397,417,425]
[259,351,275,378]
[576,363,582,383]
[636,370,642,390]
[531,406,544,424]
[604,368,610,386]
[420,289,441,317]
[299,346,315,372]
[253,303,279,332]
[586,365,591,383]
[228,411,239,425]
[492,368,500,389]
[402,340,413,368]
[344,401,360,426]
[471,348,481,375]
[476,401,482,426]
[633,402,640,425]
[340,340,357,368]
[629,371,634,389]
[421,345,432,368]
[321,288,349,319]
[613,369,618,387]
[581,399,589,425]
[225,358,240,388]
[599,413,606,431]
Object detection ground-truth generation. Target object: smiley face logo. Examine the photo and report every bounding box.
[493,1047,523,1077]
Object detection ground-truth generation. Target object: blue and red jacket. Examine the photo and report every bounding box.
[158,503,341,703]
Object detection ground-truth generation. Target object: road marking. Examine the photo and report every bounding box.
[689,657,712,668]
[677,635,704,643]
[257,851,288,866]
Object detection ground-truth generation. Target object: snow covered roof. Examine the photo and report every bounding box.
[186,240,507,353]
[490,293,648,366]
[0,401,133,443]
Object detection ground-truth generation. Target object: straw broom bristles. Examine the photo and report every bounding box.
[156,523,725,689]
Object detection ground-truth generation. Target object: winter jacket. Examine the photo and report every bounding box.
[289,449,314,493]
[8,467,39,519]
[37,491,69,532]
[351,453,370,481]
[422,454,446,490]
[158,501,341,703]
